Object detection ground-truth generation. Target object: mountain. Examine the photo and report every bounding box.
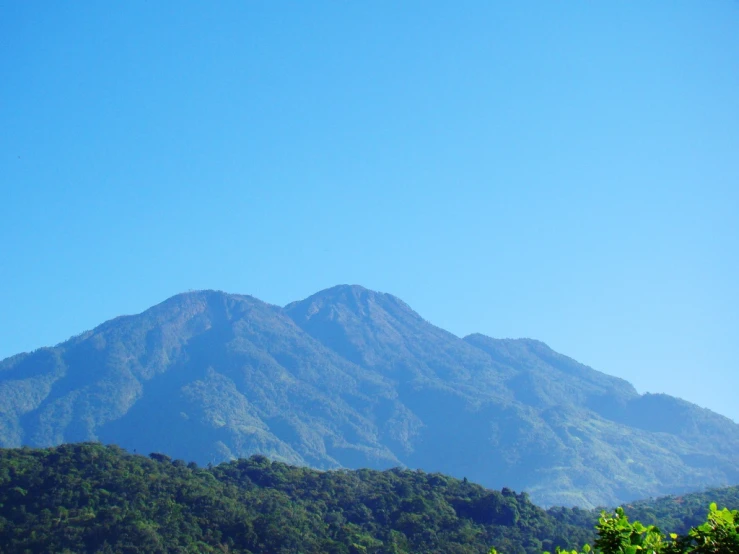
[1,285,738,508]
[0,442,595,554]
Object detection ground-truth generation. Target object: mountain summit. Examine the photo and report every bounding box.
[1,286,737,507]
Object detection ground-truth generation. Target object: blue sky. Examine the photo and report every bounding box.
[1,2,737,422]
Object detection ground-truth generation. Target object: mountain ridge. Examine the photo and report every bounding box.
[1,286,738,508]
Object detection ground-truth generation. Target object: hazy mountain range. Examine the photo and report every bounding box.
[1,285,737,508]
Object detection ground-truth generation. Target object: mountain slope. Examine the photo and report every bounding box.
[1,285,738,507]
[1,291,400,470]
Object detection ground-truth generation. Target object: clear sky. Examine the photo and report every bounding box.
[1,2,737,422]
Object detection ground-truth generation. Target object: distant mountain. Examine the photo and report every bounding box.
[1,285,738,508]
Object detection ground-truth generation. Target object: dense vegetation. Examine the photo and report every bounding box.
[622,486,739,537]
[518,504,738,554]
[3,286,739,508]
[547,485,739,539]
[0,443,594,554]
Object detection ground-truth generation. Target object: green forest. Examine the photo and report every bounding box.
[0,443,737,554]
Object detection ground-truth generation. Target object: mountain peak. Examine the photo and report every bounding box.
[315,283,374,295]
[289,284,399,306]
[285,285,417,323]
[162,288,261,306]
[283,285,428,368]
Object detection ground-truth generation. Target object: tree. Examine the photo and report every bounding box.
[490,503,739,554]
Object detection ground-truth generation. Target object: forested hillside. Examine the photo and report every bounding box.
[0,443,593,554]
[547,485,739,540]
[622,485,739,535]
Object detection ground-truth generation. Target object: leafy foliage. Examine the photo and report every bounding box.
[547,485,739,541]
[622,487,739,537]
[494,504,739,554]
